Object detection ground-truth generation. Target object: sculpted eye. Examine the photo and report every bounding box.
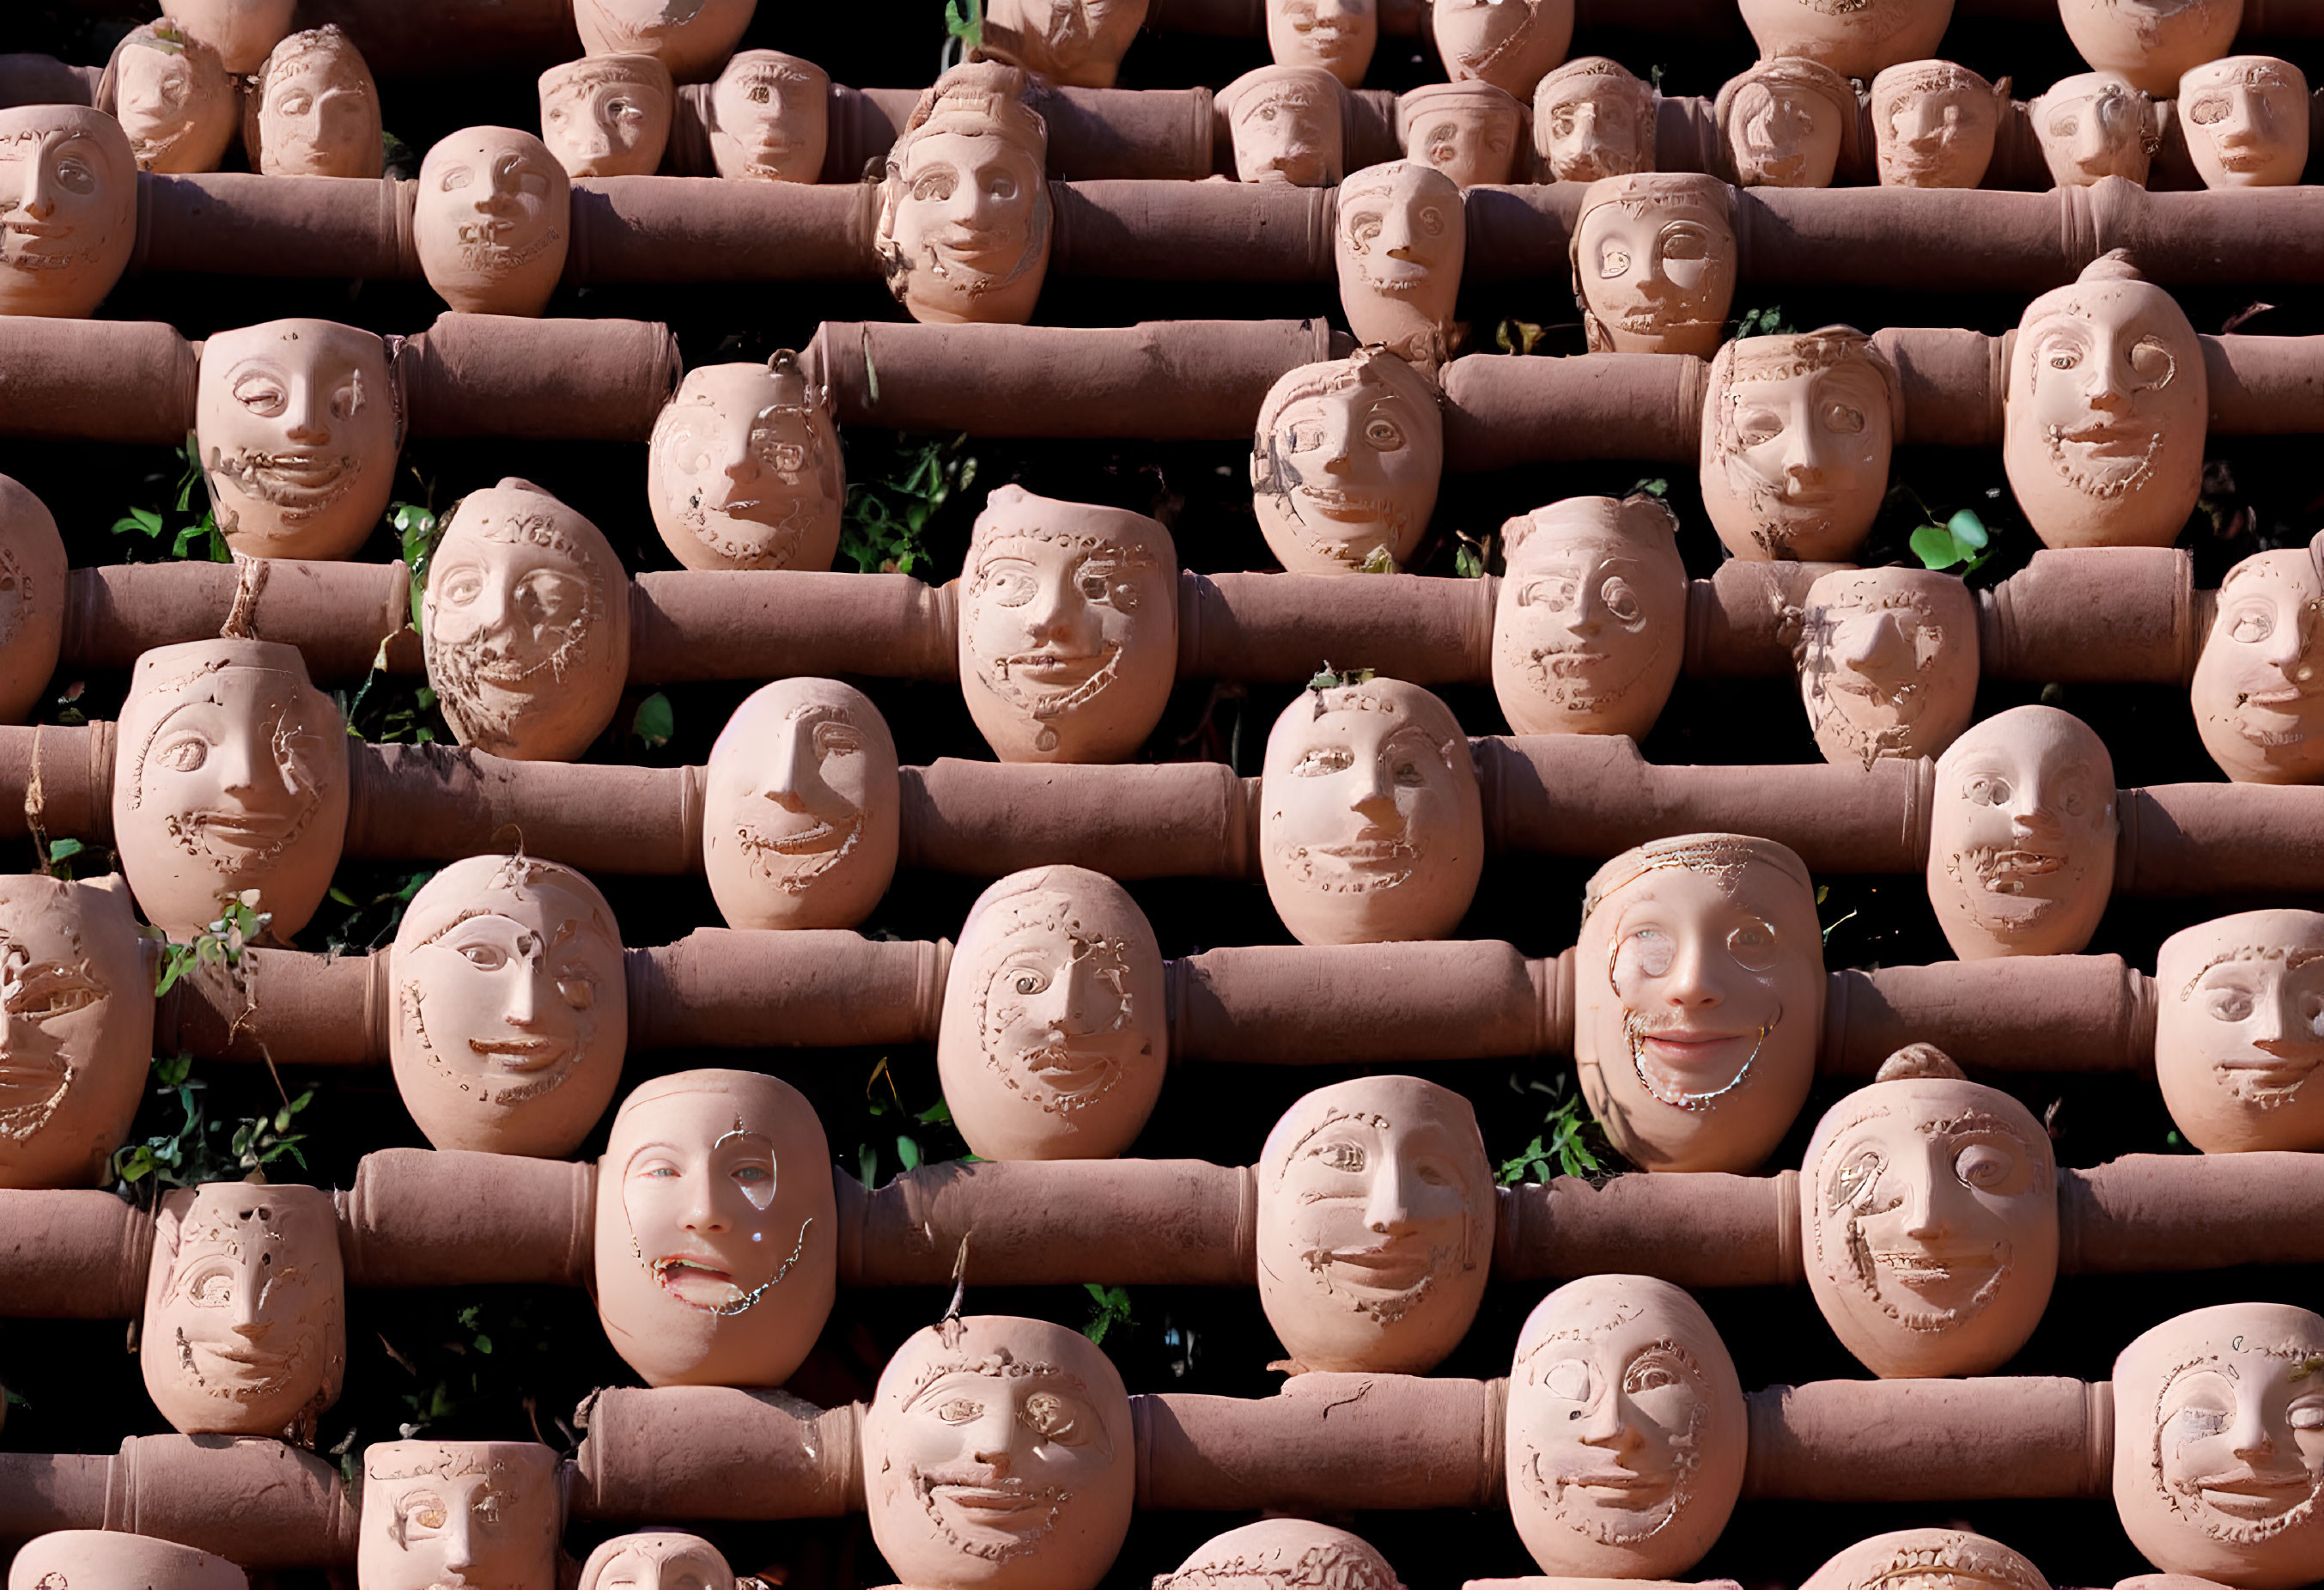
[985,171,1019,202]
[234,375,289,417]
[2049,112,2079,139]
[2229,603,2276,644]
[155,734,210,774]
[1832,1146,1884,1210]
[52,156,96,195]
[934,1396,983,1423]
[557,974,594,1010]
[1735,408,1784,448]
[1417,206,1446,236]
[440,164,475,191]
[2045,346,2081,372]
[1956,1141,2022,1192]
[516,168,551,198]
[1364,416,1405,449]
[1624,925,1676,978]
[1962,772,2010,807]
[1519,576,1579,610]
[1009,966,1052,997]
[2188,95,2230,126]
[331,379,362,422]
[1022,1392,1087,1443]
[2175,1404,2230,1437]
[1660,223,1710,264]
[1291,746,1354,776]
[458,943,508,972]
[912,172,955,202]
[813,723,863,758]
[400,1494,449,1533]
[183,1262,236,1307]
[2126,337,2175,387]
[1598,246,1632,279]
[1625,1357,1683,1394]
[1316,1139,1366,1172]
[1727,919,1778,972]
[1822,403,1866,436]
[1601,577,1642,623]
[1349,214,1383,246]
[277,92,313,117]
[1390,756,1426,788]
[439,568,484,606]
[2290,1401,2324,1430]
[1541,1357,1592,1402]
[7,968,100,1021]
[982,566,1037,606]
[748,85,771,104]
[2060,784,2089,819]
[2205,986,2256,1022]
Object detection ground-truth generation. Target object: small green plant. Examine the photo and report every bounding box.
[943,0,983,56]
[855,1057,975,1185]
[1496,1073,1609,1185]
[111,435,228,564]
[1908,506,1996,574]
[1360,545,1396,574]
[152,893,269,999]
[1629,476,1670,499]
[1083,1283,1134,1345]
[1307,663,1376,692]
[842,435,976,576]
[1452,528,1492,579]
[38,837,84,880]
[1495,319,1548,356]
[320,868,435,955]
[1814,882,1859,947]
[392,494,444,629]
[1731,305,1793,338]
[630,691,675,751]
[340,673,444,746]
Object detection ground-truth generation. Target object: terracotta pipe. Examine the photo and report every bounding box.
[336,1148,598,1289]
[627,571,958,683]
[63,560,412,682]
[806,84,1216,182]
[1737,1377,2114,1502]
[1143,0,1427,33]
[0,52,99,107]
[0,1436,358,1567]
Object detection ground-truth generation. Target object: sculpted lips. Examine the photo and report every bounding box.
[1315,822,1414,874]
[186,807,298,862]
[915,1468,1062,1551]
[1963,846,2061,893]
[1870,1243,2001,1291]
[1019,1043,1120,1098]
[466,1034,574,1074]
[213,449,359,517]
[0,1045,66,1105]
[2193,1468,2315,1520]
[1323,1235,1433,1291]
[1293,486,1398,525]
[652,1249,738,1307]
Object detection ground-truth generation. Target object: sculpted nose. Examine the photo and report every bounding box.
[1364,1158,1414,1233]
[1840,612,1909,675]
[2229,1398,2277,1465]
[1580,1391,1640,1449]
[503,971,539,1026]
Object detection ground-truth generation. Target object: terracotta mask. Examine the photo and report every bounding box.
[2113,1302,2324,1588]
[578,1532,735,1590]
[1575,834,1824,1173]
[1492,493,1687,739]
[938,866,1166,1163]
[1334,160,1463,367]
[0,107,137,320]
[141,1182,345,1440]
[1219,66,1347,186]
[877,63,1051,328]
[1737,0,1955,82]
[708,50,829,182]
[703,678,900,931]
[594,1069,837,1388]
[1800,1531,2054,1590]
[113,638,350,941]
[1259,678,1482,947]
[2059,0,2245,97]
[1533,57,1657,183]
[2155,910,2324,1154]
[0,472,70,728]
[1717,58,1852,188]
[196,318,402,563]
[1250,350,1443,576]
[2181,56,2308,189]
[1928,704,2117,959]
[358,1441,560,1590]
[648,354,843,572]
[1399,82,1525,188]
[2193,548,2324,784]
[2004,252,2205,551]
[983,0,1151,89]
[1267,0,1376,88]
[1430,0,1573,100]
[958,484,1177,765]
[389,854,628,1159]
[1156,1521,1403,1590]
[1870,60,2011,188]
[2032,71,2155,186]
[173,0,297,74]
[250,27,382,179]
[7,1532,247,1590]
[100,22,238,174]
[539,54,674,179]
[1797,567,1979,769]
[423,478,631,763]
[1700,327,1901,563]
[1506,1274,1746,1578]
[1571,172,1736,358]
[573,0,757,82]
[0,874,152,1191]
[415,126,571,318]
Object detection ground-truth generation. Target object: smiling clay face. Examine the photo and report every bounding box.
[358,1441,560,1590]
[1798,567,1979,770]
[703,678,898,931]
[0,472,69,727]
[2180,57,2309,189]
[2060,0,2244,97]
[2193,549,2324,784]
[1430,0,1573,100]
[1335,161,1463,368]
[1534,58,1657,182]
[103,23,238,174]
[197,318,400,562]
[1700,328,1899,563]
[1268,0,1376,88]
[1251,351,1443,576]
[1870,61,2009,188]
[1928,705,2117,960]
[878,63,1051,328]
[579,1532,735,1590]
[0,106,137,320]
[1492,494,1687,739]
[1737,0,1955,82]
[2156,911,2324,1154]
[0,875,152,1191]
[539,54,674,179]
[251,27,382,179]
[1572,173,1735,358]
[1719,59,1850,188]
[648,355,843,572]
[1220,66,1346,186]
[1399,82,1525,188]
[1800,1531,2054,1590]
[574,0,757,82]
[984,0,1150,88]
[173,0,297,74]
[2033,71,2154,186]
[415,127,570,318]
[709,50,829,182]
[1157,1521,1403,1590]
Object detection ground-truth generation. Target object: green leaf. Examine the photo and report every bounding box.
[1946,509,1989,550]
[1359,546,1395,574]
[46,838,82,863]
[630,692,675,750]
[328,886,358,907]
[1630,478,1669,499]
[1909,522,1967,570]
[897,1135,922,1172]
[857,1144,879,1185]
[471,1335,493,1355]
[916,1099,954,1125]
[1454,544,1484,579]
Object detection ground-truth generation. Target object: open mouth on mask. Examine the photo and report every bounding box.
[1317,1233,1437,1293]
[1625,1014,1768,1108]
[212,449,359,518]
[174,803,311,870]
[179,1328,301,1397]
[914,1470,1066,1555]
[2045,420,2160,495]
[2187,1468,2320,1525]
[1290,485,1402,528]
[1014,1042,1124,1106]
[1961,845,2064,894]
[989,643,1122,719]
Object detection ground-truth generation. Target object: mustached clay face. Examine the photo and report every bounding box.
[1870,61,2010,188]
[358,1441,559,1590]
[2156,911,2324,1154]
[173,0,297,74]
[1399,82,1525,188]
[579,1532,734,1590]
[703,678,899,931]
[8,1532,246,1590]
[648,354,843,571]
[1737,0,1955,82]
[539,53,673,179]
[1251,351,1442,576]
[251,27,381,179]
[2193,548,2324,784]
[1492,493,1686,739]
[709,50,829,182]
[2060,0,2244,96]
[197,318,400,562]
[102,23,238,174]
[1220,66,1346,186]
[878,63,1051,328]
[1799,1531,2054,1590]
[1718,58,1852,188]
[1335,161,1463,367]
[1268,0,1376,88]
[573,0,757,82]
[1928,704,2117,959]
[0,107,137,320]
[2180,57,2309,189]
[415,127,570,318]
[2033,71,2154,186]
[0,472,70,727]
[1797,567,1979,769]
[1429,0,1573,100]
[0,876,150,1191]
[1572,173,1735,357]
[1700,327,1899,563]
[1534,58,1657,183]
[983,0,1150,89]
[1156,1521,1403,1590]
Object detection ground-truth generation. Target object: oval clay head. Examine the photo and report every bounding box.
[1797,566,1980,770]
[1571,172,1736,358]
[648,353,843,572]
[1700,326,1901,563]
[1928,704,2117,960]
[1335,160,1464,367]
[594,1069,837,1388]
[2179,57,2306,189]
[2060,0,2243,96]
[0,106,138,320]
[1251,350,1443,576]
[99,21,239,174]
[415,127,571,318]
[1870,61,2010,189]
[2193,545,2324,784]
[1493,493,1687,740]
[578,1532,735,1590]
[574,0,757,82]
[703,678,899,931]
[708,50,830,183]
[939,866,1165,1162]
[173,0,296,74]
[983,0,1151,90]
[1268,0,1377,88]
[1534,57,1657,183]
[1737,0,1954,82]
[0,472,70,727]
[1716,58,1853,189]
[249,27,382,179]
[2154,910,2324,1154]
[0,874,152,1191]
[1398,82,1525,189]
[1157,1521,1403,1590]
[2031,70,2154,186]
[358,1440,561,1590]
[539,53,674,179]
[1218,65,1347,187]
[1800,1531,2053,1590]
[1430,0,1573,100]
[877,63,1051,328]
[8,1532,246,1590]
[1506,1274,1746,1578]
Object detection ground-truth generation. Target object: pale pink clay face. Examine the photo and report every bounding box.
[2155,911,2324,1154]
[357,1441,560,1590]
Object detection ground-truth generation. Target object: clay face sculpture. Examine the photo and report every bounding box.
[1506,1275,1746,1578]
[0,875,153,1191]
[1430,0,1574,100]
[196,318,402,562]
[1268,0,1376,88]
[2155,911,2324,1154]
[594,1069,837,1388]
[2179,57,2309,189]
[7,1532,247,1590]
[2032,71,2155,186]
[1250,351,1443,576]
[1399,82,1525,188]
[958,484,1177,765]
[389,854,627,1159]
[864,1315,1135,1590]
[1927,704,2117,960]
[101,22,239,174]
[0,107,137,320]
[1700,327,1900,563]
[423,478,631,763]
[1159,1523,1402,1590]
[579,1533,735,1590]
[1574,834,1824,1173]
[1717,58,1852,188]
[141,1183,344,1440]
[414,127,571,319]
[573,0,757,82]
[938,866,1165,1162]
[1492,493,1687,739]
[358,1441,560,1590]
[1870,61,2010,188]
[1218,66,1346,186]
[0,472,69,728]
[2004,253,2205,551]
[2059,0,2244,98]
[1737,0,1955,82]
[708,50,829,182]
[2193,548,2324,785]
[1533,57,1657,183]
[1571,172,1736,357]
[983,0,1150,89]
[1259,679,1482,947]
[1335,161,1464,367]
[2113,1302,2324,1590]
[539,54,675,180]
[648,354,843,571]
[173,0,297,75]
[703,678,899,931]
[877,63,1051,328]
[251,27,382,179]
[1796,567,1979,769]
[113,638,350,941]
[1799,1531,2054,1590]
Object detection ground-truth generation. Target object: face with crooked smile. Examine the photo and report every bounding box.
[704,678,899,931]
[414,127,570,317]
[1797,568,1978,770]
[2193,550,2324,784]
[1253,353,1443,576]
[1573,174,1736,357]
[539,55,673,179]
[709,51,828,182]
[0,875,149,1191]
[877,68,1054,331]
[648,358,843,571]
[0,107,137,319]
[1927,705,2117,960]
[198,319,399,562]
[2156,911,2324,1154]
[1700,331,1895,563]
[1493,494,1687,738]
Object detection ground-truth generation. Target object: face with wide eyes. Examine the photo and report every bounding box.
[2193,553,2324,782]
[429,140,559,260]
[2153,1351,2324,1538]
[883,1362,1115,1560]
[1502,539,1661,710]
[406,898,617,1096]
[891,131,1043,278]
[136,679,331,874]
[377,1473,534,1589]
[1269,1108,1477,1304]
[543,74,667,177]
[1730,82,1840,186]
[1268,702,1460,894]
[1414,107,1520,186]
[1938,741,2109,916]
[261,59,374,174]
[2039,80,2147,181]
[978,911,1145,1112]
[1605,867,1808,1110]
[622,1091,804,1316]
[1714,363,1892,548]
[965,534,1160,722]
[1234,94,1336,185]
[1339,174,1459,291]
[0,125,120,268]
[1518,1331,1710,1542]
[713,68,816,179]
[2021,302,2187,497]
[2181,64,2307,186]
[1543,89,1646,181]
[1578,200,1734,344]
[1268,387,1432,565]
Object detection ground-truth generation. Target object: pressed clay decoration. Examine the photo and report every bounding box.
[389,855,628,1159]
[2154,910,2324,1154]
[113,638,350,941]
[1716,58,1853,189]
[1737,0,1954,82]
[1699,327,1901,563]
[172,0,296,75]
[983,0,1151,90]
[1250,351,1443,576]
[1927,704,2117,960]
[2004,253,2205,551]
[98,22,239,174]
[1218,66,1347,187]
[1157,1521,1403,1590]
[1429,0,1574,101]
[6,1532,247,1590]
[1869,61,2011,188]
[1398,82,1525,189]
[708,51,830,184]
[1506,1275,1747,1578]
[2193,545,2324,784]
[1796,567,1979,770]
[703,678,900,932]
[1492,493,1688,740]
[538,53,675,180]
[573,0,757,82]
[1267,0,1376,88]
[863,1315,1136,1590]
[1259,678,1482,947]
[877,63,1051,328]
[1533,57,1658,183]
[958,484,1178,765]
[2112,1302,2324,1590]
[196,318,403,562]
[937,866,1167,1162]
[1574,834,1824,1173]
[2059,0,2244,97]
[248,27,382,179]
[1801,1045,2057,1378]
[2179,57,2309,189]
[141,1182,345,1440]
[578,1532,736,1590]
[648,353,843,572]
[594,1069,837,1388]
[0,107,137,320]
[1255,1076,1494,1374]
[1571,172,1736,357]
[358,1441,560,1590]
[2031,71,2156,187]
[1800,1531,2054,1590]
[0,472,70,726]
[1335,160,1464,367]
[0,874,152,1191]
[422,478,632,763]
[414,127,571,318]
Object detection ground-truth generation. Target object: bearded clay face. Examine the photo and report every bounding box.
[1700,330,1897,563]
[1534,59,1657,183]
[2114,1303,2324,1589]
[0,875,151,1191]
[358,1441,560,1590]
[938,866,1165,1163]
[539,54,674,179]
[1870,62,2008,188]
[1399,83,1525,188]
[172,0,297,74]
[1430,0,1573,100]
[2155,911,2324,1154]
[0,472,69,727]
[252,28,382,179]
[703,678,899,931]
[1335,161,1463,367]
[140,1183,345,1440]
[594,1069,837,1388]
[984,0,1151,89]
[414,127,570,318]
[578,1533,734,1590]
[1929,705,2117,959]
[1573,173,1735,357]
[2181,57,2309,189]
[106,24,238,174]
[1156,1521,1403,1590]
[1251,352,1443,576]
[709,51,829,182]
[1506,1275,1746,1578]
[648,357,842,572]
[1799,1531,2054,1590]
[2193,550,2324,784]
[1798,568,1979,770]
[573,0,757,82]
[1720,62,1848,188]
[878,68,1052,329]
[7,1532,247,1590]
[1268,0,1376,88]
[1737,0,1955,82]
[423,478,630,763]
[1221,67,1346,186]
[0,107,137,320]
[1492,494,1687,739]
[113,639,350,941]
[197,319,399,562]
[2060,0,2244,97]
[2033,71,2155,186]
[389,855,627,1159]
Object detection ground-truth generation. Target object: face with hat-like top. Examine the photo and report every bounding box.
[1700,326,1900,563]
[1250,351,1442,576]
[1534,57,1657,182]
[1220,65,1346,186]
[1399,82,1525,188]
[878,62,1051,327]
[1718,58,1852,188]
